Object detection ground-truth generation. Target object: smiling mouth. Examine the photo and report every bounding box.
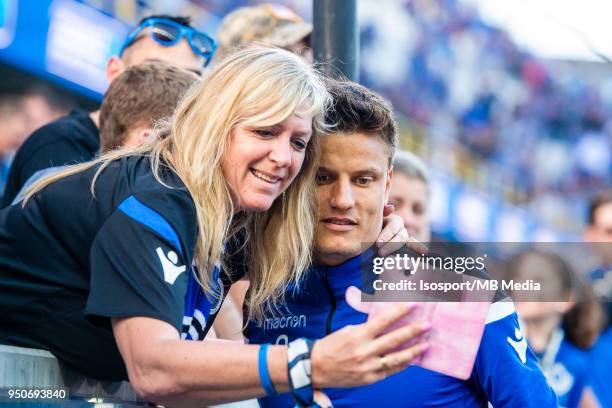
[251,169,282,183]
[323,218,357,226]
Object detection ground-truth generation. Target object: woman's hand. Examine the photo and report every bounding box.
[309,303,430,388]
[376,204,428,256]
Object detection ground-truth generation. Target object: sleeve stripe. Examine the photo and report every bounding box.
[118,195,183,255]
[485,298,516,324]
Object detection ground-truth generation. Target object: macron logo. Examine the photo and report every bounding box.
[507,328,527,364]
[156,247,186,284]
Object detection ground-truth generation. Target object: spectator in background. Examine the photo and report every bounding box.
[357,0,611,232]
[388,150,431,242]
[216,3,312,62]
[1,15,215,206]
[584,190,612,295]
[0,88,69,200]
[583,190,612,408]
[509,251,605,408]
[0,96,28,197]
[97,62,198,153]
[11,61,199,205]
[20,85,73,130]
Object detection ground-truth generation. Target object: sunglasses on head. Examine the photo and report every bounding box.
[120,17,217,67]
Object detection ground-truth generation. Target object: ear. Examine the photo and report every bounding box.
[136,129,151,145]
[105,56,125,84]
[384,166,393,204]
[122,127,151,148]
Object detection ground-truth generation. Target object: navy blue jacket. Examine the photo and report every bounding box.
[246,252,558,407]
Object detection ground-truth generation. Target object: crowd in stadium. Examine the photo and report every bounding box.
[0,1,610,408]
[357,0,611,230]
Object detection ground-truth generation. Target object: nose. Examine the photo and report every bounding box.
[330,178,355,210]
[269,137,292,168]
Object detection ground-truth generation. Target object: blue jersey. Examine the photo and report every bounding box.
[588,327,612,408]
[246,252,558,407]
[589,266,611,314]
[533,329,592,408]
[587,266,611,408]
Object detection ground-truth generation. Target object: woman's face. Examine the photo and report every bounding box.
[388,173,430,242]
[222,113,313,212]
[512,254,571,321]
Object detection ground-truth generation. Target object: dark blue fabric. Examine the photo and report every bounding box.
[588,327,612,408]
[533,337,592,408]
[182,265,223,340]
[118,195,183,255]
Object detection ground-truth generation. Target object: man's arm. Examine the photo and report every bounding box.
[472,303,559,407]
[212,294,245,341]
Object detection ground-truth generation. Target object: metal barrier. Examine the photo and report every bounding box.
[0,344,258,407]
[0,344,145,406]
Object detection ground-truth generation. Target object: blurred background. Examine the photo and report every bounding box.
[1,0,610,242]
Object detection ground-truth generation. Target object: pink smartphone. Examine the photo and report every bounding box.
[346,286,492,380]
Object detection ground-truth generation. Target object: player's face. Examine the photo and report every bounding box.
[388,173,430,242]
[315,132,392,266]
[222,113,312,213]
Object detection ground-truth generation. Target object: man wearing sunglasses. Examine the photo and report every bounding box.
[1,15,214,207]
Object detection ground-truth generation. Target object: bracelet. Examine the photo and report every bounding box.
[258,344,278,396]
[288,338,316,407]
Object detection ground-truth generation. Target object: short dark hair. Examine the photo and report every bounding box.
[587,189,612,225]
[99,61,199,152]
[137,14,193,28]
[325,80,397,163]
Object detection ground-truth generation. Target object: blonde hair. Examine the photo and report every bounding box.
[23,47,331,323]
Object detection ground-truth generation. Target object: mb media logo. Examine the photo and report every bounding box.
[156,247,186,284]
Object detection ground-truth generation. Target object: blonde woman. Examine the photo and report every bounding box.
[0,48,428,406]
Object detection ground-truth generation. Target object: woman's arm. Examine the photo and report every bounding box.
[113,303,429,406]
[113,317,280,406]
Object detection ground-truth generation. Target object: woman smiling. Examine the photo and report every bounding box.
[0,47,427,407]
